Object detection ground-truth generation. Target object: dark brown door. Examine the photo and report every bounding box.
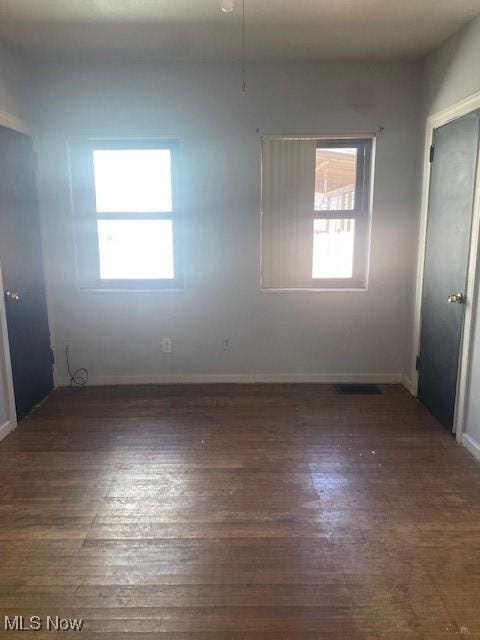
[0,125,53,419]
[418,112,480,431]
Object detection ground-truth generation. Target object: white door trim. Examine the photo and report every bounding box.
[412,90,480,443]
[0,248,17,440]
[0,111,34,439]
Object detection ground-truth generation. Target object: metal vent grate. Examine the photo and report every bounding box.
[335,384,382,395]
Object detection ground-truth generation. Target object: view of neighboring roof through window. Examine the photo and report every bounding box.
[315,147,357,212]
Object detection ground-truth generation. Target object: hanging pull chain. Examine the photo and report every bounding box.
[241,0,246,94]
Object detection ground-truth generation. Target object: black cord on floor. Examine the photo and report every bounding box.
[66,344,88,387]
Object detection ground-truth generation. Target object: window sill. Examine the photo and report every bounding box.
[80,287,185,293]
[261,277,368,292]
[261,287,368,293]
[79,278,183,292]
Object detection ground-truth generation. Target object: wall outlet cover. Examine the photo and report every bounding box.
[162,338,172,354]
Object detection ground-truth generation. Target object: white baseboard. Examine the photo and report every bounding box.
[462,433,480,462]
[56,372,404,386]
[0,419,15,442]
[401,374,416,396]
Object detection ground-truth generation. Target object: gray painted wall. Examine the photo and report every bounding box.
[424,16,480,115]
[423,16,480,454]
[0,44,30,121]
[33,59,420,383]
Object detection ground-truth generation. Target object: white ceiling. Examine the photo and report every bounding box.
[0,0,479,62]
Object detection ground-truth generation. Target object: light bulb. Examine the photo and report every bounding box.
[220,0,234,12]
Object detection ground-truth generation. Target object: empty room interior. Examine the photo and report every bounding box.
[3,0,480,636]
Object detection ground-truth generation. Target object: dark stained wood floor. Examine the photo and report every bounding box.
[0,383,480,639]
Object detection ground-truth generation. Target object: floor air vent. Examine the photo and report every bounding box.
[335,383,382,395]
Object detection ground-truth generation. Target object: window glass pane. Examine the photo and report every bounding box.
[97,219,174,280]
[93,149,172,213]
[315,147,357,211]
[312,218,355,279]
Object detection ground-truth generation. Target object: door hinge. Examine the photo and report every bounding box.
[429,145,435,163]
[416,355,421,371]
[49,347,55,365]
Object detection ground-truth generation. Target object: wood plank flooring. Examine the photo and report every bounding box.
[0,383,479,638]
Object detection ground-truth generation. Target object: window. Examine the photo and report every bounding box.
[70,139,180,289]
[313,218,355,279]
[261,137,373,289]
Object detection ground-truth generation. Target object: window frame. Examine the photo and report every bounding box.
[69,138,182,291]
[313,137,373,289]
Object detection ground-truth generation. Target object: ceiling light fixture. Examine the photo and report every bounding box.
[220,0,234,12]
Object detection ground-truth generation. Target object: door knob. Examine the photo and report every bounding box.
[448,292,465,304]
[4,291,20,302]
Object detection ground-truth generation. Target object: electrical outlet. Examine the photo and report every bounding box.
[162,338,172,354]
[223,338,231,350]
[63,338,73,354]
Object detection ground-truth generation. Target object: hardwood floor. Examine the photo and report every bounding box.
[0,383,479,638]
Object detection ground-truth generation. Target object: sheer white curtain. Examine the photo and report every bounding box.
[261,138,316,288]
